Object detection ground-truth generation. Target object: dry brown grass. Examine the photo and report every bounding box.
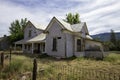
[0,51,120,79]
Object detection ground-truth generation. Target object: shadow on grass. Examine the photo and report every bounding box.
[11,52,77,61]
[4,51,105,62]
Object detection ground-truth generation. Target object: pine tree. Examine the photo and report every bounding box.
[110,29,116,45]
[110,29,116,50]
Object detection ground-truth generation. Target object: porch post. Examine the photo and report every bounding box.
[14,44,16,51]
[32,43,34,54]
[22,44,25,51]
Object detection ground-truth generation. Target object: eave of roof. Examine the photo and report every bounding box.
[26,21,45,31]
[85,38,103,43]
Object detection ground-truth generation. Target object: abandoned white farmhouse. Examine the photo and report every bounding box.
[15,17,103,58]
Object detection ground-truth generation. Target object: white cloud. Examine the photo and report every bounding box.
[0,0,120,37]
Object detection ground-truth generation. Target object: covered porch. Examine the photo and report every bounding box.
[15,33,46,54]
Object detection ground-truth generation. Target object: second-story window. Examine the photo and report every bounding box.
[28,30,32,38]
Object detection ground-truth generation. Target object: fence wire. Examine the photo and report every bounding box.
[37,65,120,80]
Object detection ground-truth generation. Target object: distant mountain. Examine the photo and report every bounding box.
[91,32,120,41]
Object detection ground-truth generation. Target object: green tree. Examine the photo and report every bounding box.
[103,41,115,51]
[66,13,73,24]
[65,13,81,24]
[9,18,28,44]
[109,29,120,50]
[116,40,120,50]
[110,29,117,50]
[73,13,80,24]
[110,29,116,45]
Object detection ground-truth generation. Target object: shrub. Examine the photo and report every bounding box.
[0,72,8,79]
[38,54,49,58]
[4,60,23,73]
[104,53,120,62]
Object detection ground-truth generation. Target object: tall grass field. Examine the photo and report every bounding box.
[0,51,120,79]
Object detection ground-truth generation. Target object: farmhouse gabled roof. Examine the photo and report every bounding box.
[31,21,46,30]
[57,18,73,31]
[45,17,89,34]
[26,21,46,31]
[71,23,85,32]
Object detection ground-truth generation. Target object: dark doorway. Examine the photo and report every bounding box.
[38,44,40,53]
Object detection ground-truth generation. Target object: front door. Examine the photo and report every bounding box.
[37,43,45,53]
[38,44,40,53]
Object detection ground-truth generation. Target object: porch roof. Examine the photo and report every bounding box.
[15,33,46,44]
[15,39,28,44]
[27,33,46,43]
[85,35,93,40]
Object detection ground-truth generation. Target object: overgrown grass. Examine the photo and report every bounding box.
[0,51,120,79]
[0,54,33,79]
[104,53,120,65]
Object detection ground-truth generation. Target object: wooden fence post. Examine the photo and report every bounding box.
[10,46,12,63]
[32,58,37,80]
[1,52,4,67]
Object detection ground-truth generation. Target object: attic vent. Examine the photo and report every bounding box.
[57,37,61,39]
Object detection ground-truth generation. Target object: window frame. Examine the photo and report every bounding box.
[28,30,32,38]
[52,37,57,51]
[75,38,82,52]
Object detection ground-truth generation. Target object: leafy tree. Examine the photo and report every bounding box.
[9,18,28,44]
[66,13,73,24]
[65,13,81,24]
[103,41,115,51]
[73,13,80,24]
[116,40,120,51]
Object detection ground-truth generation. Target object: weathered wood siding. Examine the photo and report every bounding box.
[46,21,66,58]
[23,23,43,53]
[85,40,103,51]
[66,33,74,57]
[24,23,43,40]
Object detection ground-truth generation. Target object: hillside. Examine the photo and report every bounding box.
[91,32,120,41]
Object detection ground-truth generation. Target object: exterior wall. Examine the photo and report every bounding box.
[46,21,66,58]
[85,40,103,51]
[81,26,86,38]
[23,23,43,53]
[85,51,104,58]
[66,33,74,57]
[74,52,85,57]
[74,36,85,57]
[24,23,43,40]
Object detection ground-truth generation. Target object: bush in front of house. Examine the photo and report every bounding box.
[104,53,120,63]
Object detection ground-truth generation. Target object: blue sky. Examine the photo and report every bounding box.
[0,0,120,37]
